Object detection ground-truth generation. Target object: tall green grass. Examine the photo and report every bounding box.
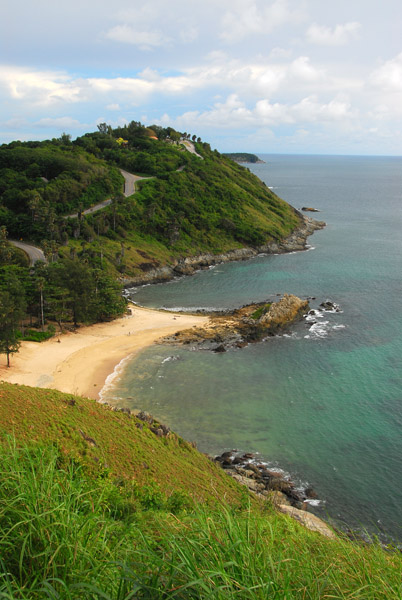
[0,439,401,599]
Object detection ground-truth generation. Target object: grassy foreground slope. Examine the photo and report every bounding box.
[0,382,401,599]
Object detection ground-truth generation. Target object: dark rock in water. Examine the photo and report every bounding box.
[266,469,285,479]
[247,464,261,477]
[214,344,226,353]
[305,486,319,499]
[268,479,293,494]
[214,449,321,513]
[302,207,320,212]
[173,263,195,276]
[218,451,234,460]
[320,300,340,312]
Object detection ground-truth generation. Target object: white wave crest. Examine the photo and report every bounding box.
[99,353,134,403]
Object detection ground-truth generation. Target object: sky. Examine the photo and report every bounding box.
[2,0,402,155]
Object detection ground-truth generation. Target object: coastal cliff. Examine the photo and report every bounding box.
[122,217,325,287]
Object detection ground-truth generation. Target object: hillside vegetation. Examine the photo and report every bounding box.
[0,382,401,599]
[0,122,301,341]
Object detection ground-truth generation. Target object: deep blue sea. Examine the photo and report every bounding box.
[102,154,402,543]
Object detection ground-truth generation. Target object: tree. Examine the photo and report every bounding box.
[97,123,108,134]
[0,226,12,265]
[37,277,45,331]
[111,193,124,231]
[0,274,26,367]
[48,259,93,326]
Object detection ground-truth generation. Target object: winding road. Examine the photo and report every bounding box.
[9,240,46,266]
[8,148,200,267]
[120,169,152,197]
[65,169,152,219]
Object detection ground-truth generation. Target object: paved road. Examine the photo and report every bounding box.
[66,197,113,219]
[120,169,153,197]
[9,240,46,266]
[181,140,203,159]
[65,169,152,219]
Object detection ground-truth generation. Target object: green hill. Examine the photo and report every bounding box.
[0,122,304,334]
[1,123,300,277]
[222,152,263,163]
[0,382,401,599]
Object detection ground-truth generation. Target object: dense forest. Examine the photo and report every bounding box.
[0,122,301,359]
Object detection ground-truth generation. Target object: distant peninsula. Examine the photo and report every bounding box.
[223,152,265,164]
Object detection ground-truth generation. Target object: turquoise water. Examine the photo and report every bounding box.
[103,155,402,542]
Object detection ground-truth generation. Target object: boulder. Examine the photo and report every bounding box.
[278,505,336,539]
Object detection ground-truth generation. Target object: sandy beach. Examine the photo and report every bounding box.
[0,305,208,400]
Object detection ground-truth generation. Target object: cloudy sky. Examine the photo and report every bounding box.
[2,0,402,154]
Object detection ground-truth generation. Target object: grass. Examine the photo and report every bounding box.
[250,304,271,320]
[18,328,55,342]
[0,439,401,599]
[0,382,247,505]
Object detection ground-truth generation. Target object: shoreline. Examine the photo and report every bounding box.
[121,217,325,287]
[1,220,324,402]
[0,305,208,400]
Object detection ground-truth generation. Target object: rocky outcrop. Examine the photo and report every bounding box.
[214,449,336,539]
[277,505,336,539]
[214,450,316,509]
[160,294,309,350]
[122,217,325,287]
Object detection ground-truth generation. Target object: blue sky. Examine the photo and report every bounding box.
[2,0,402,155]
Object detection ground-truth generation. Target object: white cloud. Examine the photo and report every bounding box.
[106,103,121,111]
[105,25,171,50]
[292,96,356,122]
[268,47,293,60]
[306,22,361,46]
[35,117,85,129]
[179,26,198,44]
[167,92,356,131]
[220,0,303,43]
[369,53,402,91]
[0,66,83,105]
[289,56,322,82]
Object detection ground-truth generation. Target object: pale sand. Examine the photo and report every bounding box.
[0,305,208,400]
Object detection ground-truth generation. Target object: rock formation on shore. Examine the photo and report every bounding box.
[161,294,309,351]
[214,450,336,539]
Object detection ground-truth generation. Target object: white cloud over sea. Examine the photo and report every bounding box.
[1,0,402,154]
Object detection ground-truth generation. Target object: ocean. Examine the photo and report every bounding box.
[101,154,402,543]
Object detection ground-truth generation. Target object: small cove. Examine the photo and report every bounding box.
[102,154,402,543]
